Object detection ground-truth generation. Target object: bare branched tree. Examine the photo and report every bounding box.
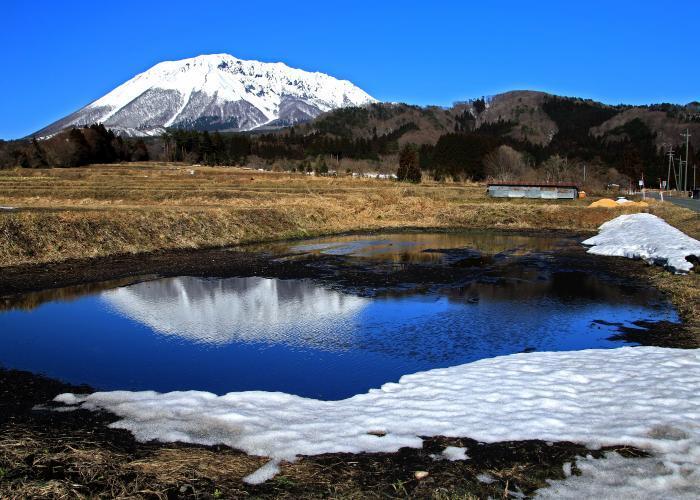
[484,145,525,181]
[541,155,570,183]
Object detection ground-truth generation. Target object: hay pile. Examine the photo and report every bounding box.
[588,198,649,209]
[588,198,619,208]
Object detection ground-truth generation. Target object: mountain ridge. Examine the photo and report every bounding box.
[299,90,699,151]
[34,54,376,138]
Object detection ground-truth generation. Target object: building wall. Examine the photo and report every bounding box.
[487,185,577,199]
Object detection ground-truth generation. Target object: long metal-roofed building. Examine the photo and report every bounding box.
[487,182,580,200]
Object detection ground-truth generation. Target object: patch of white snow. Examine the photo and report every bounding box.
[582,213,700,273]
[537,451,699,499]
[429,445,469,461]
[441,446,470,461]
[243,460,281,485]
[54,347,700,495]
[562,461,572,477]
[477,473,496,484]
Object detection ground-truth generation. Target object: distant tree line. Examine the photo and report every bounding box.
[0,124,148,168]
[646,102,700,123]
[162,129,250,165]
[158,123,419,165]
[2,97,694,188]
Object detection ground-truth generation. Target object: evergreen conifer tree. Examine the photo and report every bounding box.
[398,144,421,183]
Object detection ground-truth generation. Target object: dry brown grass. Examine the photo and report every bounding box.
[1,425,638,499]
[0,427,262,498]
[648,270,700,334]
[0,163,645,268]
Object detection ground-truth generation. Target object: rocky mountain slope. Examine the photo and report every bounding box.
[34,54,376,138]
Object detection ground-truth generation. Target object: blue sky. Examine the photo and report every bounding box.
[2,0,698,139]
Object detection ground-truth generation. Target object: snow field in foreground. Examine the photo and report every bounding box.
[56,347,700,496]
[583,213,700,273]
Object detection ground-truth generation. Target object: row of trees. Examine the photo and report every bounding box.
[0,124,148,168]
[162,129,250,165]
[157,123,421,166]
[2,106,691,189]
[482,145,640,190]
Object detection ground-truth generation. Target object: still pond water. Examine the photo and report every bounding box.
[0,233,678,400]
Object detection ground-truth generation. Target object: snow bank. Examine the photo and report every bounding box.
[56,347,700,496]
[583,213,700,273]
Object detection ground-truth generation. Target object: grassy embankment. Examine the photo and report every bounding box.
[0,162,698,329]
[0,162,658,266]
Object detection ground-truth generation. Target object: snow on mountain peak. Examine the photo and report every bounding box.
[35,53,376,137]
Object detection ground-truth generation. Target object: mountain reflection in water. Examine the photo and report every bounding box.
[103,277,368,347]
[0,250,680,399]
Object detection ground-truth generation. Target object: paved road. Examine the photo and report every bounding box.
[646,192,700,213]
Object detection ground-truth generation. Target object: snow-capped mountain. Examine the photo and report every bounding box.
[34,54,376,137]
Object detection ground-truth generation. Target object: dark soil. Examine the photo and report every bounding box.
[606,320,700,349]
[0,229,681,309]
[0,228,581,297]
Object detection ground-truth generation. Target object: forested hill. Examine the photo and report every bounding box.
[252,91,699,182]
[297,91,699,160]
[3,91,698,187]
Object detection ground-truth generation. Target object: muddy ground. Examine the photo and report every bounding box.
[0,228,585,295]
[0,229,694,498]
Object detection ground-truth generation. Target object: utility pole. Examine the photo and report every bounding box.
[671,155,681,191]
[666,146,674,193]
[681,129,691,193]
